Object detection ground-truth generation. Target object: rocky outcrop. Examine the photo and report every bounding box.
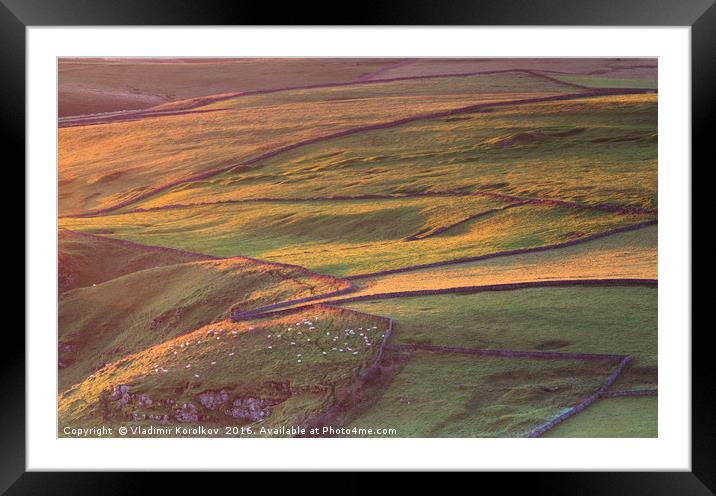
[198,390,232,410]
[106,385,158,418]
[110,384,131,407]
[225,398,276,422]
[102,382,293,425]
[198,386,290,422]
[175,403,198,423]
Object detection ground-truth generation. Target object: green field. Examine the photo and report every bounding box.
[345,351,618,437]
[343,286,657,390]
[544,396,657,437]
[59,201,652,276]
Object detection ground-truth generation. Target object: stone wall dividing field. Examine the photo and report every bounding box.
[525,355,633,438]
[348,220,658,280]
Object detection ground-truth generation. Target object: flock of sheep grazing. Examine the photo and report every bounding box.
[148,316,387,378]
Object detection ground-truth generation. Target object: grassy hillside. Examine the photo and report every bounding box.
[59,200,653,276]
[58,71,572,215]
[134,94,657,212]
[57,58,658,438]
[344,351,618,437]
[59,229,211,292]
[59,257,349,390]
[343,286,657,390]
[59,306,390,435]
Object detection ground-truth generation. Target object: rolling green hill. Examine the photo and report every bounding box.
[59,305,390,435]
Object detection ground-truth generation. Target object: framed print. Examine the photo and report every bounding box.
[4,0,712,491]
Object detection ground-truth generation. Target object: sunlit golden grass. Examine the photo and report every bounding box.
[137,94,657,212]
[353,223,656,290]
[58,257,349,391]
[280,224,657,309]
[59,197,654,276]
[59,306,389,434]
[58,72,570,215]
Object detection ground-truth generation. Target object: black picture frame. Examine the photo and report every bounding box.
[2,0,710,493]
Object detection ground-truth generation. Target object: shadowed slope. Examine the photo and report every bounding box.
[59,229,215,292]
[59,256,350,391]
[59,58,403,116]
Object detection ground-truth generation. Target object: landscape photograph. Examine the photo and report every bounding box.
[57,57,658,438]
